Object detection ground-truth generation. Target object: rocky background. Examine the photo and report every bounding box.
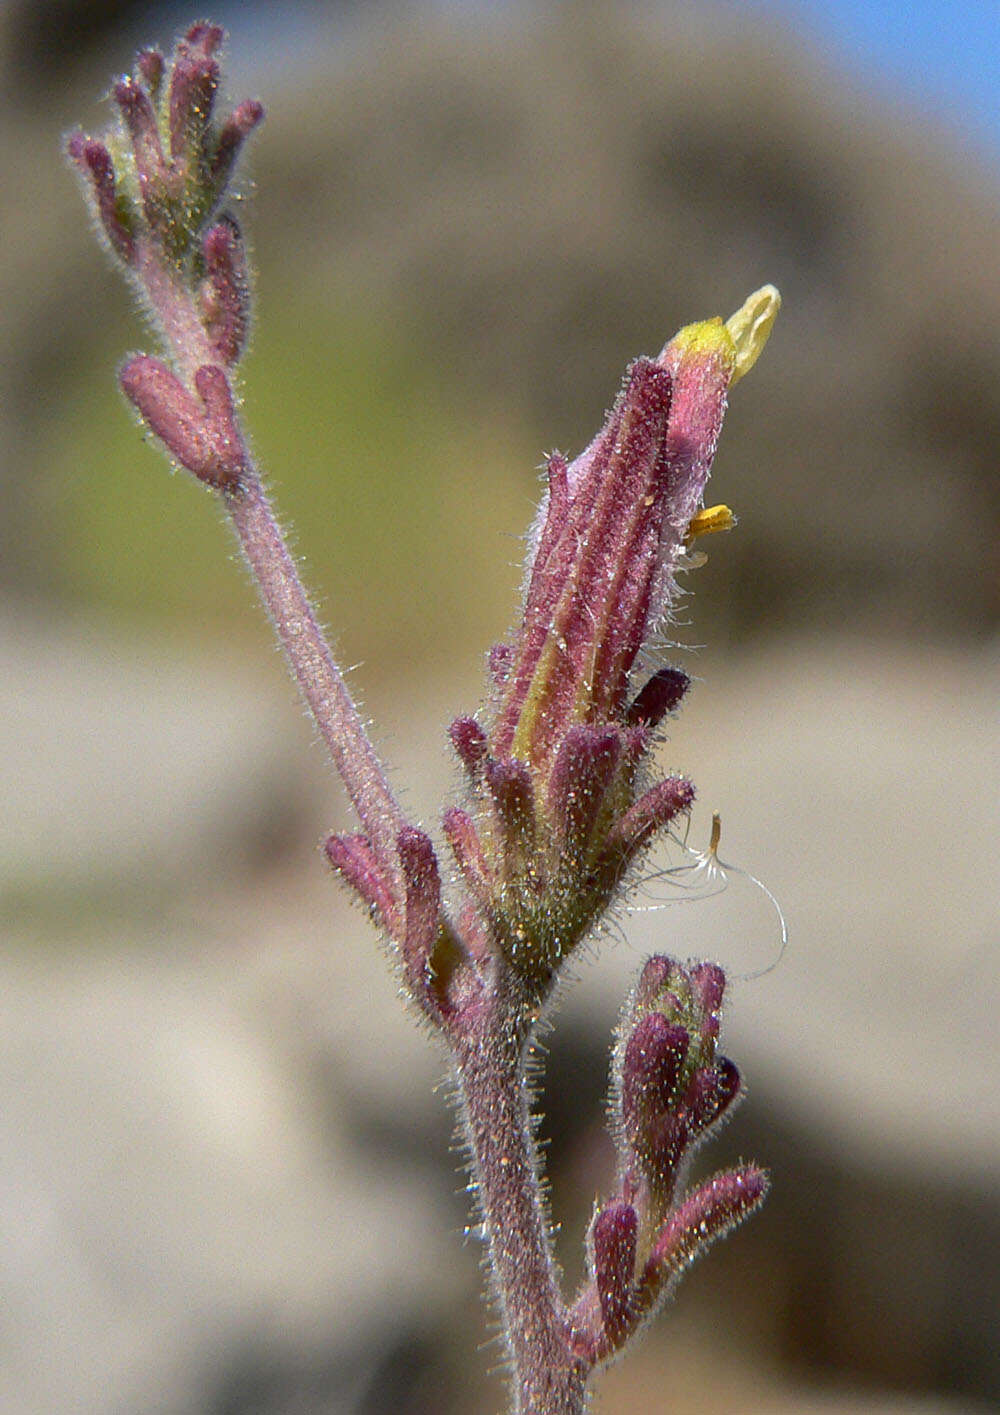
[1,2,998,1412]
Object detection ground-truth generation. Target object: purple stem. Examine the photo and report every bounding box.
[89,86,648,1393]
[454,985,588,1414]
[227,474,406,889]
[121,186,408,904]
[135,241,219,385]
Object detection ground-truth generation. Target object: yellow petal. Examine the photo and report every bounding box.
[685,503,736,545]
[725,285,781,385]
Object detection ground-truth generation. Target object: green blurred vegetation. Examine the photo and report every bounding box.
[43,283,535,672]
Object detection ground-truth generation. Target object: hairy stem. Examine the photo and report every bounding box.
[136,243,218,384]
[454,979,588,1415]
[226,472,407,883]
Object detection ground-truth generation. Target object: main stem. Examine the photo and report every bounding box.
[230,464,587,1412]
[226,472,407,882]
[455,982,588,1415]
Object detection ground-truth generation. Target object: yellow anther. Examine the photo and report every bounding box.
[725,285,781,385]
[685,504,736,546]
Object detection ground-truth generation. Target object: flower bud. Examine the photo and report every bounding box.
[584,963,765,1341]
[452,295,776,988]
[493,358,677,774]
[620,1013,691,1171]
[70,24,264,274]
[613,955,741,1197]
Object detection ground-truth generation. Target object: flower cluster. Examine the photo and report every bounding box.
[445,315,745,987]
[573,957,767,1362]
[329,290,779,1011]
[68,23,263,489]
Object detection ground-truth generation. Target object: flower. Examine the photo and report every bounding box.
[445,288,780,987]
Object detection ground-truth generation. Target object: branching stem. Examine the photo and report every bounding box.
[231,467,589,1415]
[226,472,407,883]
[68,31,776,1408]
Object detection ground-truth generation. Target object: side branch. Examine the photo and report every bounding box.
[227,473,408,881]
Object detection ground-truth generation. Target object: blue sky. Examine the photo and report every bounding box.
[750,0,1000,166]
[207,0,1000,172]
[421,0,999,164]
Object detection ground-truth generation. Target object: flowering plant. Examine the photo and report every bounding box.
[68,25,779,1413]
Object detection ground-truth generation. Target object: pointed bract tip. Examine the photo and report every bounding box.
[612,777,694,856]
[183,21,225,53]
[592,1200,638,1341]
[326,830,398,925]
[119,356,245,491]
[625,667,690,729]
[635,954,685,1009]
[549,723,623,853]
[684,1057,741,1134]
[168,31,221,161]
[211,99,265,185]
[226,97,265,135]
[484,756,536,834]
[488,641,513,687]
[689,961,726,1019]
[67,134,135,261]
[397,826,443,960]
[642,1164,769,1295]
[200,218,250,366]
[442,806,493,902]
[136,48,164,94]
[449,715,488,774]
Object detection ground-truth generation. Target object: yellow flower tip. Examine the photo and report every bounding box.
[685,503,737,547]
[666,314,737,371]
[725,284,781,385]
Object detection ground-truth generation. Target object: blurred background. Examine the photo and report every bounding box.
[1,0,998,1411]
